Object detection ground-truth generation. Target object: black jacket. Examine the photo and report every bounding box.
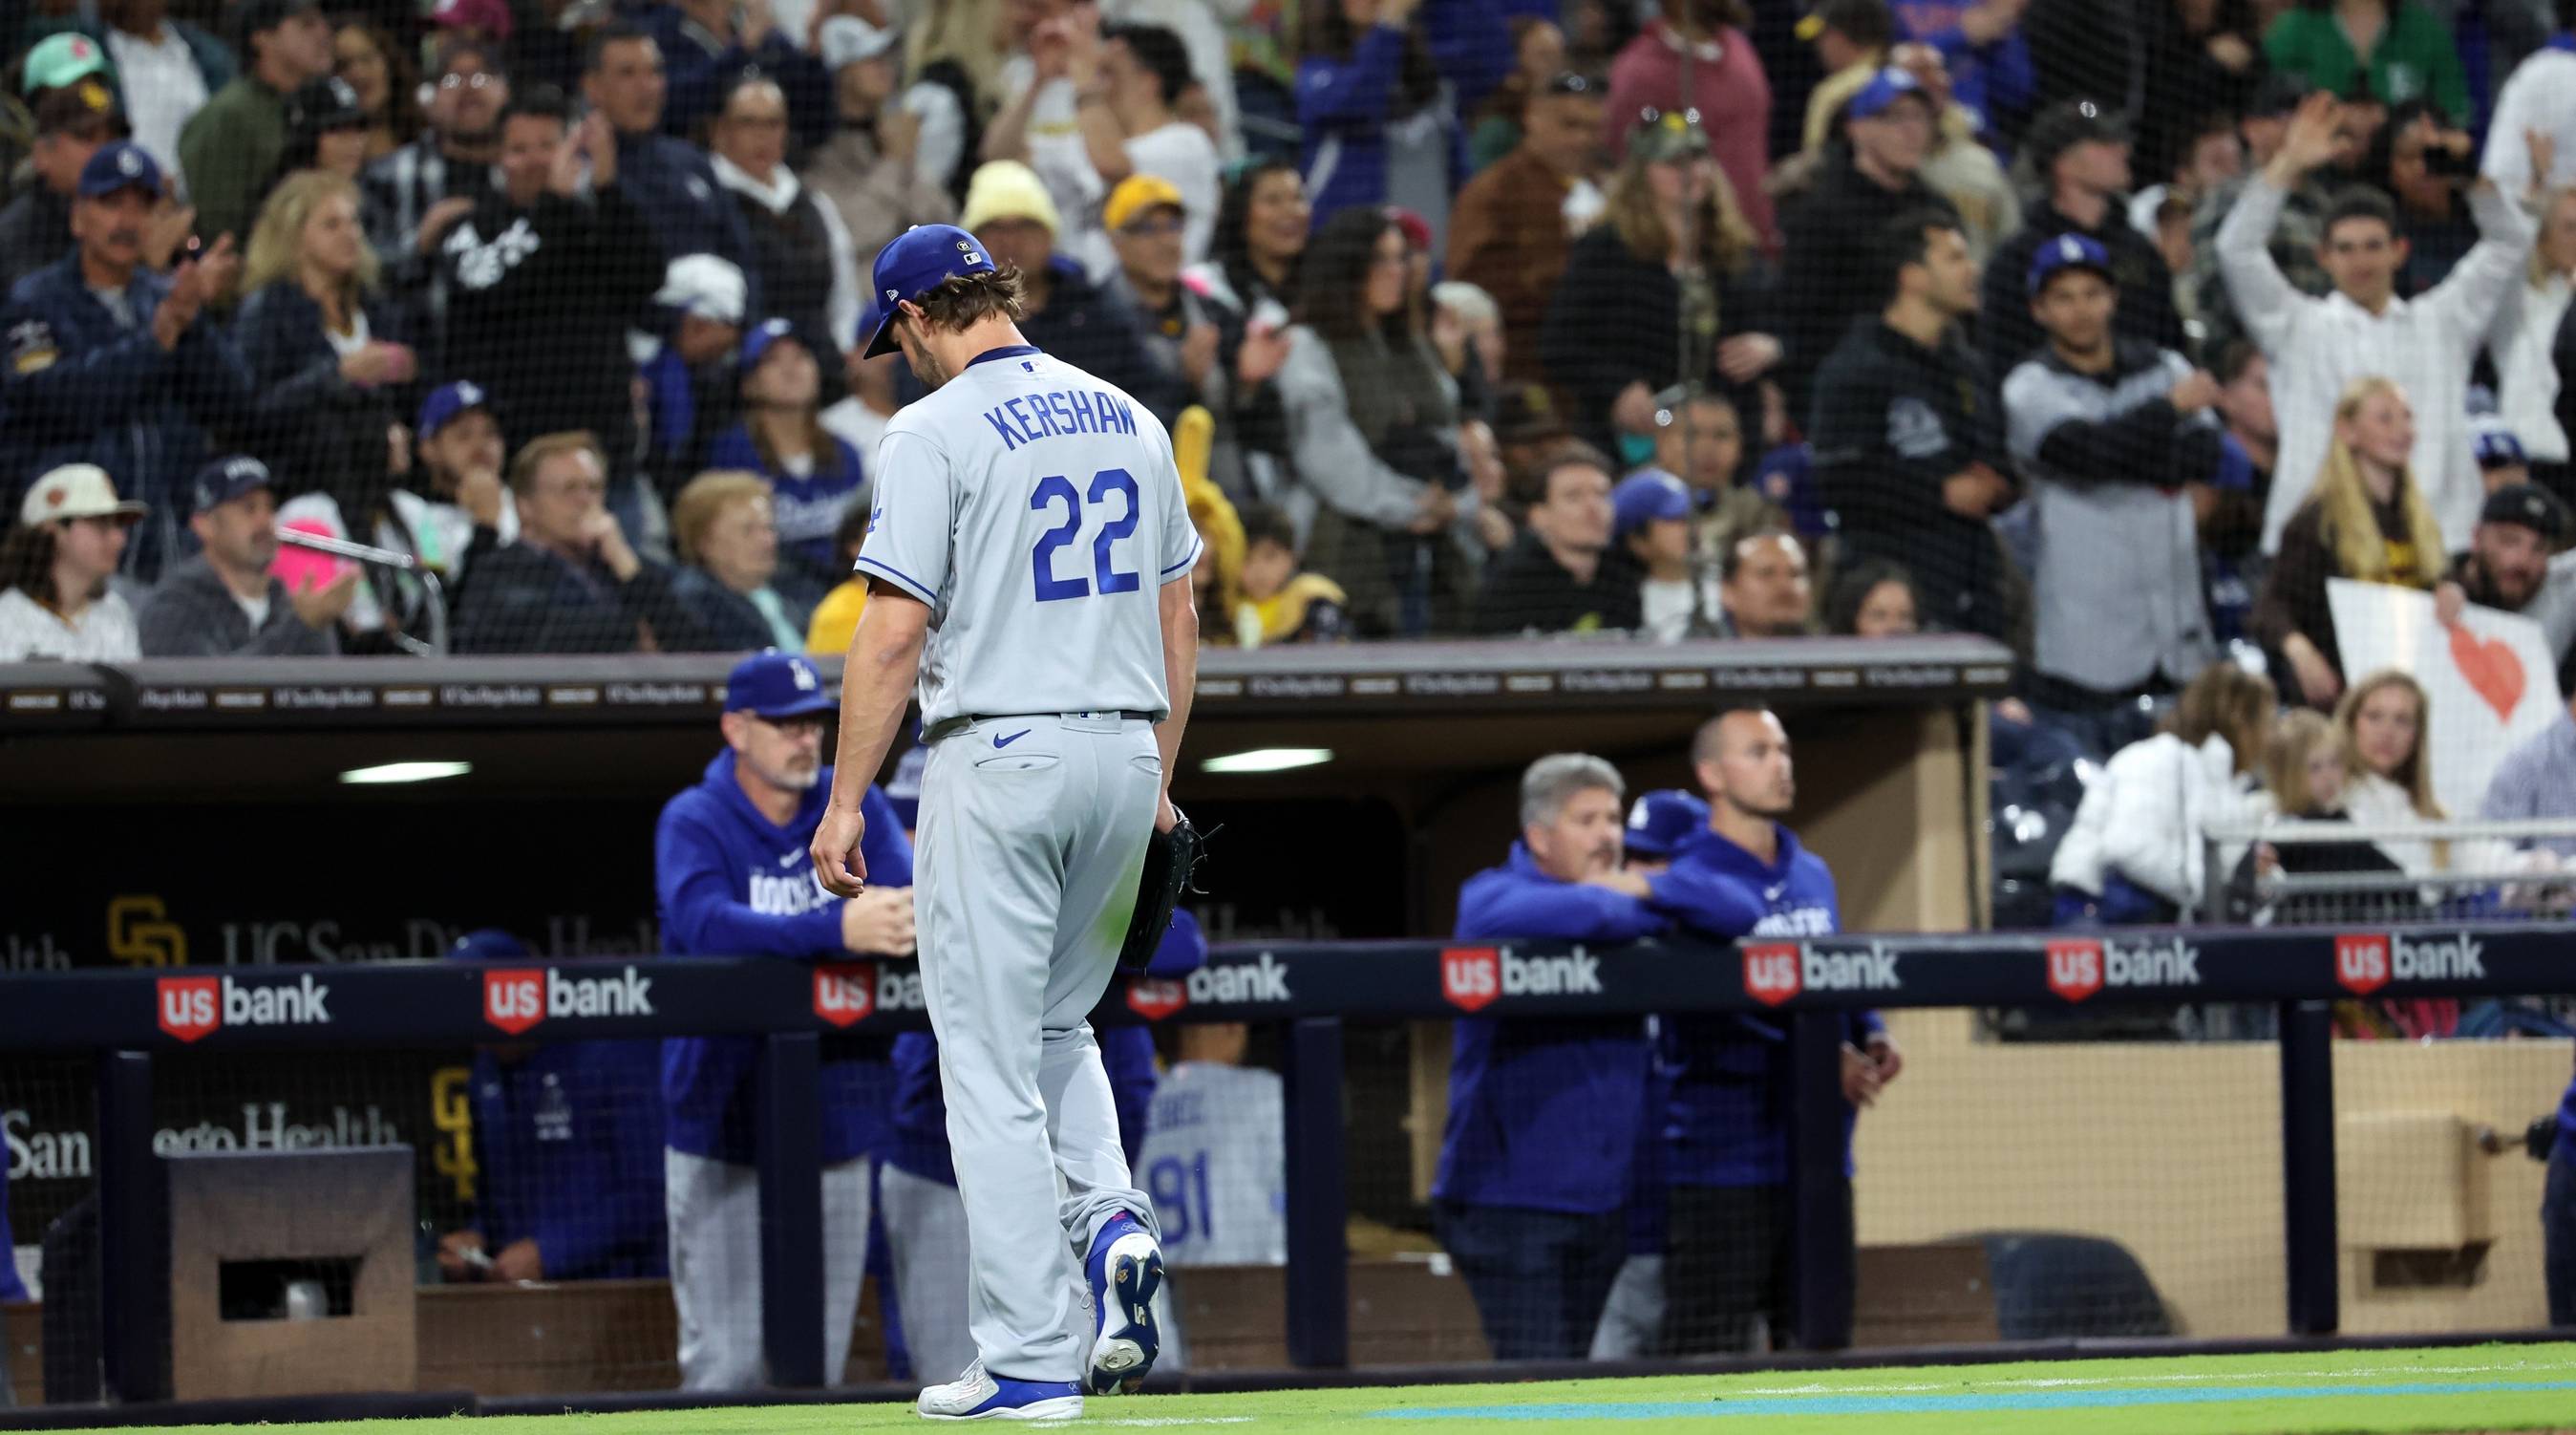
[1980,198,2185,378]
[440,182,665,480]
[452,538,717,654]
[135,555,337,657]
[726,181,847,395]
[1809,315,2013,640]
[233,280,412,516]
[1470,531,1643,636]
[1775,149,1954,420]
[671,566,811,653]
[0,185,69,299]
[1539,224,1766,454]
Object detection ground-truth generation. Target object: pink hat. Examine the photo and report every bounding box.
[431,0,513,42]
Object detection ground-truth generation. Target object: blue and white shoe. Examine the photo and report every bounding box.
[916,1360,1083,1421]
[1083,1212,1164,1394]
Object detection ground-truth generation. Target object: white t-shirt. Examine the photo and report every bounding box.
[1124,121,1222,265]
[821,396,891,464]
[105,25,210,177]
[1001,55,1113,279]
[234,590,272,631]
[0,587,139,662]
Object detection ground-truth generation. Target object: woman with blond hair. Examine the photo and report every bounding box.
[2050,662,2278,924]
[670,470,810,653]
[2225,707,2404,923]
[234,168,415,518]
[1538,109,1778,461]
[2250,376,2446,709]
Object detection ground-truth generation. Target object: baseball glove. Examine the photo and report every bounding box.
[1118,806,1209,972]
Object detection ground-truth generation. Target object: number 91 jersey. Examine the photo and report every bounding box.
[854,345,1203,729]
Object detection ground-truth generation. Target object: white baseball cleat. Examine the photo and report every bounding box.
[916,1360,1084,1421]
[1083,1211,1164,1394]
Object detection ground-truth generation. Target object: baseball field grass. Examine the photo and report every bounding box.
[43,1342,2576,1433]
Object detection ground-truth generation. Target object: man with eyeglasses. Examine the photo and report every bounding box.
[0,80,125,296]
[451,430,713,653]
[364,35,510,326]
[1447,71,1604,389]
[1105,173,1261,456]
[656,649,919,1388]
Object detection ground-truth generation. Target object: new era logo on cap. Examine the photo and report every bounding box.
[862,224,999,358]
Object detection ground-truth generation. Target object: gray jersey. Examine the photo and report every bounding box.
[1136,1061,1287,1267]
[856,346,1200,727]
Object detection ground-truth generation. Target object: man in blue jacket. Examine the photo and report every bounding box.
[1433,753,1671,1360]
[2548,1060,2575,1324]
[1651,705,1904,1355]
[435,930,669,1285]
[655,650,917,1390]
[881,911,1205,1385]
[2,139,247,580]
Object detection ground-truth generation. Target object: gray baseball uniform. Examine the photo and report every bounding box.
[856,343,1199,1383]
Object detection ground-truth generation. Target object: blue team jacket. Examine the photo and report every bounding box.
[884,910,1207,1187]
[1294,25,1469,231]
[1650,825,1882,1188]
[656,750,911,1165]
[1432,845,1670,1215]
[0,1159,26,1300]
[2559,1057,2575,1152]
[472,1039,670,1278]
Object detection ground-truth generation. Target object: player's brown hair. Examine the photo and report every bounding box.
[907,266,1030,336]
[506,430,607,497]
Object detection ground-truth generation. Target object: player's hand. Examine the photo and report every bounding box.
[813,800,871,896]
[840,886,915,955]
[436,1230,487,1283]
[1156,793,1179,833]
[1866,1031,1905,1087]
[490,1237,543,1283]
[1841,1042,1884,1106]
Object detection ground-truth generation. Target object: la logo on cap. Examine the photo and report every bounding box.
[458,381,482,404]
[117,149,140,176]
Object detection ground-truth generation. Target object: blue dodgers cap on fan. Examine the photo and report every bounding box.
[77,139,161,198]
[1625,789,1711,861]
[1846,67,1929,121]
[446,928,531,962]
[2475,427,2530,469]
[740,316,798,373]
[862,224,997,359]
[415,379,489,442]
[725,650,835,720]
[189,455,273,514]
[1611,469,1693,539]
[2027,231,2115,298]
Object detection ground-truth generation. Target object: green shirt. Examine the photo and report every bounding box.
[176,75,285,249]
[2262,3,2468,121]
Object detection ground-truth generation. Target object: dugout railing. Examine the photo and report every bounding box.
[2,924,2569,1413]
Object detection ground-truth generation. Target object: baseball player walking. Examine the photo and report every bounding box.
[813,224,1201,1421]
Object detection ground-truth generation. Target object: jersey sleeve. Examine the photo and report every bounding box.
[853,427,954,605]
[1154,439,1203,586]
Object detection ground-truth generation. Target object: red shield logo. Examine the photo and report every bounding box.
[2334,934,2390,996]
[814,963,877,1027]
[1440,947,1501,1013]
[2045,939,2103,1004]
[157,976,219,1042]
[482,969,545,1035]
[1126,978,1186,1021]
[1743,943,1802,1006]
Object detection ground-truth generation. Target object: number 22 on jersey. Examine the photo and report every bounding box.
[1029,467,1142,602]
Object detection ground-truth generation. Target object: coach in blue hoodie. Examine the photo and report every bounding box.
[436,930,669,1285]
[654,650,915,1390]
[1433,753,1672,1360]
[879,910,1205,1384]
[1649,706,1903,1356]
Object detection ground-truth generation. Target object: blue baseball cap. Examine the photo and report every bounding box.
[1625,789,1710,860]
[2475,427,2530,470]
[445,928,530,962]
[416,379,490,442]
[2027,231,2114,298]
[77,139,161,199]
[740,316,799,374]
[1847,67,1930,122]
[725,650,834,720]
[1611,469,1693,539]
[862,224,997,359]
[190,455,273,514]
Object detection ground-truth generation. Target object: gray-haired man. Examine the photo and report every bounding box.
[1430,753,1672,1360]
